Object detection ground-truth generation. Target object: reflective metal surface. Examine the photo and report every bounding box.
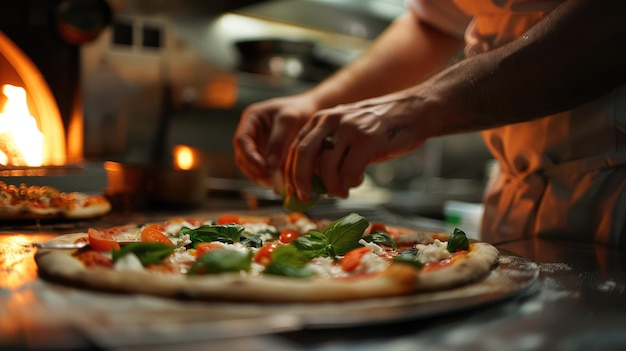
[2,205,626,350]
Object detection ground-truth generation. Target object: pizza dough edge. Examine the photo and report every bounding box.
[416,242,501,291]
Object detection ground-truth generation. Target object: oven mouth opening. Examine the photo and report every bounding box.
[0,30,77,168]
[0,30,107,193]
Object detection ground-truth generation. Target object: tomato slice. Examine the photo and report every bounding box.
[368,222,387,234]
[340,247,373,272]
[195,242,223,257]
[216,215,241,225]
[253,242,277,266]
[279,229,301,244]
[88,228,121,251]
[141,224,174,246]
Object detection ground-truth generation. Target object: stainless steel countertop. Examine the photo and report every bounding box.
[1,205,625,351]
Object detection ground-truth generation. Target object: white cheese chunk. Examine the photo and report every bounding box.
[356,252,389,274]
[306,257,349,279]
[359,239,385,255]
[113,253,144,271]
[415,239,451,264]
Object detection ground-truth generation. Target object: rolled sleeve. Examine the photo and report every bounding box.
[406,0,470,39]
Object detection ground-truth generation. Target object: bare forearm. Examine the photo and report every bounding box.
[418,0,626,135]
[307,12,463,110]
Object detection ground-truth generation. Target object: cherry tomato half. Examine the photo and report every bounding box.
[253,243,277,266]
[279,229,301,244]
[140,224,174,246]
[340,247,373,272]
[216,215,240,225]
[368,222,387,234]
[195,242,224,257]
[88,228,121,251]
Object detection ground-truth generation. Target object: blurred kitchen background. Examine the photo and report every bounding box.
[1,0,494,227]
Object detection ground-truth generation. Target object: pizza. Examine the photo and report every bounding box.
[34,211,500,303]
[0,181,111,220]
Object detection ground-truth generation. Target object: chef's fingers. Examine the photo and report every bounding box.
[285,120,334,201]
[264,111,306,171]
[338,145,369,194]
[233,113,271,186]
[317,137,349,198]
[269,169,284,196]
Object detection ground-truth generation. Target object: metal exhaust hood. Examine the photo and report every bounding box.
[233,0,407,39]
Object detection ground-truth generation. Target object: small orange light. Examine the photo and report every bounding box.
[174,145,195,170]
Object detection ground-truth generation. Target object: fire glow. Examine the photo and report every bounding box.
[0,31,68,167]
[0,84,44,166]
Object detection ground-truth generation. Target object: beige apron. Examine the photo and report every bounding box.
[411,0,626,246]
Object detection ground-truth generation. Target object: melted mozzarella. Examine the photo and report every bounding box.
[165,220,198,235]
[244,223,277,236]
[357,252,389,274]
[114,253,144,271]
[359,239,385,255]
[415,239,450,264]
[111,228,141,242]
[171,233,191,247]
[306,257,349,279]
[168,248,196,274]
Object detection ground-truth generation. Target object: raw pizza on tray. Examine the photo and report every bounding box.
[34,212,500,302]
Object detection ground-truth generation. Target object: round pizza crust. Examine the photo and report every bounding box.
[34,240,500,303]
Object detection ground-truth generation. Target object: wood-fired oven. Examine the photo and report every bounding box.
[0,0,111,192]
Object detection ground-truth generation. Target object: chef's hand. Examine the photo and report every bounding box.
[233,94,321,193]
[284,93,429,201]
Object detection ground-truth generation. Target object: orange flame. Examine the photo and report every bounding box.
[0,31,67,166]
[0,84,44,166]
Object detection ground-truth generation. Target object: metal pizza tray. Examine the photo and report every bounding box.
[59,254,538,349]
[293,254,539,328]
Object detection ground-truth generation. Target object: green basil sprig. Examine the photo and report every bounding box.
[292,213,369,258]
[447,228,470,252]
[112,243,174,266]
[265,213,369,278]
[188,249,252,275]
[392,248,424,270]
[283,173,327,212]
[264,245,315,278]
[362,230,397,249]
[180,224,244,245]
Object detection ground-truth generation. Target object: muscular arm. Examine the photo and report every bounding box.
[233,9,463,189]
[306,10,464,110]
[285,0,626,200]
[413,0,626,136]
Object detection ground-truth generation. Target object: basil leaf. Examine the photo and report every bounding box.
[264,245,315,278]
[112,243,174,266]
[362,230,397,249]
[180,224,244,245]
[323,213,368,256]
[188,249,252,275]
[283,173,327,212]
[292,231,329,258]
[264,262,315,278]
[447,228,469,252]
[271,245,313,268]
[240,234,263,248]
[392,251,424,270]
